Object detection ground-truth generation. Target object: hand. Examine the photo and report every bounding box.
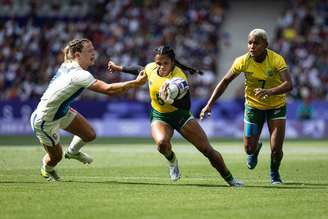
[135,71,147,85]
[159,80,170,101]
[107,60,122,73]
[254,88,271,100]
[199,105,212,120]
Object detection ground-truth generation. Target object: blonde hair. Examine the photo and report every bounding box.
[249,28,268,43]
[63,38,90,62]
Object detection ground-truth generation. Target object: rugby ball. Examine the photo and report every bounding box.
[166,77,189,101]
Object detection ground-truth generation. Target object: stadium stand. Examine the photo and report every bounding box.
[272,0,328,100]
[0,1,327,116]
[0,0,226,101]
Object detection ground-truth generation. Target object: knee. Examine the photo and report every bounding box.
[156,139,170,154]
[83,128,96,142]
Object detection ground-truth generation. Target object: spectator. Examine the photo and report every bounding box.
[0,0,227,101]
[273,0,328,100]
[297,87,315,120]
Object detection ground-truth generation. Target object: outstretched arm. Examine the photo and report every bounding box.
[88,71,147,95]
[200,69,237,120]
[108,61,144,75]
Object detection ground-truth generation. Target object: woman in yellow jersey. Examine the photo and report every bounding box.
[108,46,243,187]
[200,29,293,185]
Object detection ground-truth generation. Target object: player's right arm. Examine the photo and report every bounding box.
[88,71,147,95]
[199,69,237,120]
[200,55,245,120]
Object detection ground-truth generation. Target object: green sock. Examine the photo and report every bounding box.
[270,159,281,172]
[166,151,176,163]
[270,153,282,172]
[223,171,233,181]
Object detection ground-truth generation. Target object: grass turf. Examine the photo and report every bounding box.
[0,138,327,219]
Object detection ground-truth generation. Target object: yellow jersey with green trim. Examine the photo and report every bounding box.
[144,62,188,113]
[231,49,288,110]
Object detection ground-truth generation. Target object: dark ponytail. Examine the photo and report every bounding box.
[154,46,203,75]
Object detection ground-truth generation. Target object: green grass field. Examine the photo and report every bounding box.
[0,137,327,219]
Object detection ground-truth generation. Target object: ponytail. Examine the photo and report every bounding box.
[174,59,203,75]
[154,45,203,75]
[63,45,72,63]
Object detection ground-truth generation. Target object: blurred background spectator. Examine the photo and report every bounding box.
[1,0,327,138]
[297,87,315,120]
[0,0,327,105]
[272,0,328,100]
[0,0,226,101]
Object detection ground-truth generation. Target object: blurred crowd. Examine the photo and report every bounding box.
[0,0,225,101]
[272,0,328,100]
[1,0,327,103]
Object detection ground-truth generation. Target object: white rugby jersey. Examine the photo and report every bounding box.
[35,61,96,121]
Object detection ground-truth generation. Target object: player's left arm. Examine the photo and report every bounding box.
[255,69,293,99]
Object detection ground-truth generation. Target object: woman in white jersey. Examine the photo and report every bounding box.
[30,38,146,181]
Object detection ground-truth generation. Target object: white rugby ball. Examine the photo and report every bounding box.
[167,77,189,100]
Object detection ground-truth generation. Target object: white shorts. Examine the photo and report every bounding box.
[30,108,77,146]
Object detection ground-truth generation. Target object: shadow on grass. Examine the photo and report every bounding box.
[0,180,327,190]
[64,179,328,189]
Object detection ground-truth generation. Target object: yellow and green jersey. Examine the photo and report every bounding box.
[231,49,288,110]
[144,62,188,113]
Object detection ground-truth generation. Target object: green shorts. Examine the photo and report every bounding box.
[150,108,194,131]
[244,104,287,137]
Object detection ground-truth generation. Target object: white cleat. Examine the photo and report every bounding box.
[227,178,245,187]
[169,159,181,181]
[64,150,93,164]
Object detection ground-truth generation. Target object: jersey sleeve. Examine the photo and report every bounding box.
[144,63,157,78]
[176,68,188,80]
[72,69,96,88]
[230,55,246,76]
[274,54,288,73]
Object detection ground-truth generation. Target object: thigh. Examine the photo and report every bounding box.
[64,111,94,139]
[151,120,174,144]
[267,119,286,151]
[150,108,193,132]
[180,119,211,151]
[59,108,77,129]
[33,118,61,147]
[243,105,265,150]
[266,106,287,151]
